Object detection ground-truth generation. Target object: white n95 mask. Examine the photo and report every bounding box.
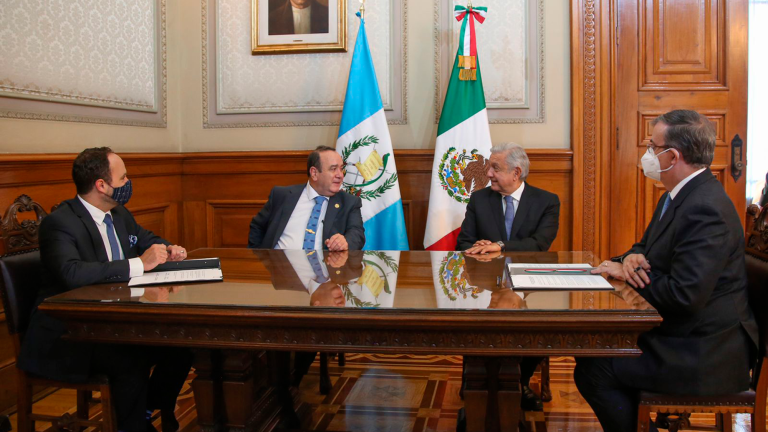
[640,147,675,181]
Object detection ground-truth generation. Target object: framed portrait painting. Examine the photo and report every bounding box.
[251,0,347,55]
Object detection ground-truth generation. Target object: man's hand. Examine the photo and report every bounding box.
[325,234,348,251]
[325,251,349,268]
[622,253,651,288]
[465,240,502,255]
[140,244,168,271]
[465,250,501,262]
[591,261,626,281]
[166,245,187,262]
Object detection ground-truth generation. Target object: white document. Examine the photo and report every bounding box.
[507,263,593,269]
[510,274,613,290]
[128,269,223,287]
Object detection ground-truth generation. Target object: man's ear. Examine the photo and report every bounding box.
[94,179,109,194]
[309,166,319,180]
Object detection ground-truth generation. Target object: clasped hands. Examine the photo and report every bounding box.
[465,239,501,255]
[591,253,652,289]
[139,244,187,271]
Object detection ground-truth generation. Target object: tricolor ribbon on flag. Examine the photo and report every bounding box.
[454,5,487,81]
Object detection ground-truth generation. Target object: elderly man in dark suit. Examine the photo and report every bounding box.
[248,145,365,251]
[17,147,194,432]
[268,0,329,35]
[456,142,560,253]
[582,110,759,432]
[455,142,560,412]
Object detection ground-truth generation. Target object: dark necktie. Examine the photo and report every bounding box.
[504,195,516,241]
[303,196,327,250]
[659,194,672,220]
[103,214,121,261]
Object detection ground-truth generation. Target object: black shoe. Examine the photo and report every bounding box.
[147,419,158,432]
[520,385,543,411]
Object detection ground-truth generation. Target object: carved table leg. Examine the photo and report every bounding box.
[496,357,522,432]
[539,357,552,402]
[191,350,223,432]
[463,356,522,432]
[463,356,490,432]
[221,350,256,432]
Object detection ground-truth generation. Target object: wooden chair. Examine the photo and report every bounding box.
[0,194,117,432]
[636,203,768,432]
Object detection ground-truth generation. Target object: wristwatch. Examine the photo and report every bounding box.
[495,240,505,251]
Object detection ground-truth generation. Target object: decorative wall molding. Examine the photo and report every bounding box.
[434,0,545,124]
[0,0,168,128]
[202,0,408,128]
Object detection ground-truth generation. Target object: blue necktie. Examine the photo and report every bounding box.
[659,194,672,220]
[303,196,327,250]
[504,195,516,241]
[103,214,121,261]
[306,251,329,283]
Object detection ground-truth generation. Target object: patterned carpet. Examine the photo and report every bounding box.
[7,355,756,432]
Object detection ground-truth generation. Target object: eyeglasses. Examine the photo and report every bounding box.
[646,144,669,153]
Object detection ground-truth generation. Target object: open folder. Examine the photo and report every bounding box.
[506,263,614,290]
[128,258,223,287]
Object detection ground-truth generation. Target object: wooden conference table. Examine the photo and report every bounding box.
[40,249,661,432]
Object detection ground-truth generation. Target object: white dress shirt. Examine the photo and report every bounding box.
[292,4,312,34]
[501,182,525,216]
[669,168,706,199]
[276,182,329,250]
[284,249,328,294]
[77,196,144,278]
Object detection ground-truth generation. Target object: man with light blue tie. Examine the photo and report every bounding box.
[248,145,365,251]
[454,142,560,411]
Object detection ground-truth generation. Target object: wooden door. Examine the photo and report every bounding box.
[610,0,749,256]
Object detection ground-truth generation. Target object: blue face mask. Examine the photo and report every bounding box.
[107,179,133,206]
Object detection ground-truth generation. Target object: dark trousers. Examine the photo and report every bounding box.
[574,357,658,432]
[90,345,193,432]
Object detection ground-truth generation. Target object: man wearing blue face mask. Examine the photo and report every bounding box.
[18,147,193,432]
[577,110,758,432]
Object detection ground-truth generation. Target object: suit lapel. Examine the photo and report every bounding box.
[110,209,134,259]
[645,170,714,253]
[272,185,304,248]
[69,198,109,263]
[509,184,532,240]
[323,194,341,242]
[488,191,507,241]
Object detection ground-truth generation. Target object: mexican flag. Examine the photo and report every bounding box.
[423,5,492,251]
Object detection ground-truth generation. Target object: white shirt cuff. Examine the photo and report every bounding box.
[128,258,145,278]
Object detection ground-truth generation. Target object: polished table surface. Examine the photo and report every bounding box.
[40,249,662,432]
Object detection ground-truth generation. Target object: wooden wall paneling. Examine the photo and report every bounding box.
[206,200,266,248]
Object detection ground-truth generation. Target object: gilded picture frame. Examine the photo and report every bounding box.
[251,0,347,55]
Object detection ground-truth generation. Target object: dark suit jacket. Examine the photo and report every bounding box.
[613,170,759,396]
[248,184,365,250]
[17,198,169,382]
[455,183,560,251]
[268,0,329,35]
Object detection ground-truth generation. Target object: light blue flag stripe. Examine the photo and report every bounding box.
[338,19,384,138]
[362,200,410,251]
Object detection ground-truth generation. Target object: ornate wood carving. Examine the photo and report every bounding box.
[0,195,48,255]
[746,204,768,258]
[581,0,598,256]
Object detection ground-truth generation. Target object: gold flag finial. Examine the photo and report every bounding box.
[359,0,366,20]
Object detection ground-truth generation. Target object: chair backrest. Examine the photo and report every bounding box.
[0,194,48,255]
[0,195,48,356]
[745,204,768,388]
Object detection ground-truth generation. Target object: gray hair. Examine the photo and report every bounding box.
[490,142,530,180]
[650,110,715,169]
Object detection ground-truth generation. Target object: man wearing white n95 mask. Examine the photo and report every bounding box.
[580,110,758,432]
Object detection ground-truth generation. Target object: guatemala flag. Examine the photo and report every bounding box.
[336,15,409,250]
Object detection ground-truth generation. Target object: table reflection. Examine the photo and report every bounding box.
[46,249,654,313]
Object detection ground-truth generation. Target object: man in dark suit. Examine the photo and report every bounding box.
[248,145,365,251]
[456,143,560,253]
[17,147,194,432]
[268,0,329,35]
[455,142,560,411]
[582,110,759,432]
